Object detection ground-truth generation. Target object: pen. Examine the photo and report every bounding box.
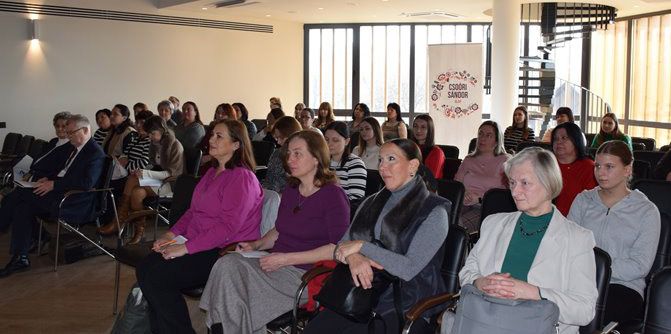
[157,239,177,248]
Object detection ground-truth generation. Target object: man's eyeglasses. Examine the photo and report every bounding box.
[66,127,85,136]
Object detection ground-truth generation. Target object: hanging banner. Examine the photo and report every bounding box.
[427,43,483,158]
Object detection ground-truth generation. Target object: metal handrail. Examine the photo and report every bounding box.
[555,77,611,133]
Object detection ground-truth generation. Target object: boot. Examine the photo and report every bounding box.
[127,216,146,245]
[97,195,130,235]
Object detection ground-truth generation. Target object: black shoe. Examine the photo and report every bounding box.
[0,255,31,278]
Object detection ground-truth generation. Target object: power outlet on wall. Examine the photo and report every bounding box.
[0,122,6,129]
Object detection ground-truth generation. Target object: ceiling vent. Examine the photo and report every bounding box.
[213,0,260,8]
[401,11,461,20]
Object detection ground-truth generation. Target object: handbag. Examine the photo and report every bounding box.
[314,262,397,323]
[443,283,559,334]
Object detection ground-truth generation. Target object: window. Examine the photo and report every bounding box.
[307,27,353,111]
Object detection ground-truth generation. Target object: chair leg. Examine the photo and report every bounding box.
[37,219,43,257]
[59,220,116,259]
[54,220,61,272]
[113,260,120,314]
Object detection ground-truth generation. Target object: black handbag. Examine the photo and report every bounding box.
[314,262,397,323]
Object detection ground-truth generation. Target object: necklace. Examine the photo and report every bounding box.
[293,192,307,214]
[519,221,549,237]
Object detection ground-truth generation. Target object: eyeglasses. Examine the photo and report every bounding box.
[66,127,85,136]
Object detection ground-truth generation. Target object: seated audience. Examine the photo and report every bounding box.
[269,96,282,109]
[552,122,597,216]
[294,102,305,119]
[298,107,323,135]
[411,114,445,179]
[29,112,74,179]
[97,116,184,244]
[136,119,264,334]
[325,121,367,201]
[232,102,257,140]
[200,103,237,168]
[262,116,302,193]
[314,102,335,133]
[168,95,183,125]
[569,140,660,332]
[158,100,177,128]
[454,121,510,232]
[125,110,152,172]
[0,115,105,277]
[348,103,370,135]
[503,105,536,151]
[653,148,671,181]
[457,147,598,334]
[541,107,584,144]
[200,130,350,334]
[352,117,384,170]
[591,112,633,151]
[304,138,450,334]
[103,104,138,175]
[93,108,112,146]
[381,102,407,141]
[253,108,284,144]
[132,102,148,118]
[174,101,206,150]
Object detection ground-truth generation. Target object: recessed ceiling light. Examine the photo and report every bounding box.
[201,7,208,10]
[265,14,271,17]
[318,7,324,10]
[634,5,640,7]
[382,0,389,2]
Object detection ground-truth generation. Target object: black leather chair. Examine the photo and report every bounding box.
[632,179,671,217]
[251,118,267,132]
[252,140,275,167]
[634,151,666,170]
[633,160,652,181]
[113,174,200,314]
[440,225,470,295]
[580,247,612,334]
[0,132,22,158]
[632,142,647,152]
[27,139,47,159]
[516,141,552,152]
[641,266,671,334]
[437,145,459,159]
[660,145,670,152]
[479,188,517,223]
[632,136,656,151]
[442,157,462,181]
[183,147,202,177]
[468,138,477,154]
[364,169,383,196]
[437,179,464,226]
[585,133,597,146]
[349,131,360,152]
[588,147,598,159]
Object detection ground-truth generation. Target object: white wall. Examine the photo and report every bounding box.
[0,4,303,145]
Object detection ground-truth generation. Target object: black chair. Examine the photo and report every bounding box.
[364,169,383,196]
[349,131,360,152]
[516,141,552,152]
[37,156,118,271]
[632,142,647,152]
[633,160,652,181]
[580,247,612,334]
[479,188,517,223]
[632,136,656,151]
[437,145,459,159]
[468,138,477,154]
[437,179,464,226]
[251,119,267,132]
[183,147,203,177]
[10,134,34,158]
[0,132,22,158]
[442,157,462,181]
[113,174,200,314]
[640,266,671,334]
[632,179,671,217]
[634,151,666,170]
[660,145,670,152]
[588,147,598,159]
[27,139,47,159]
[585,133,597,146]
[252,140,275,167]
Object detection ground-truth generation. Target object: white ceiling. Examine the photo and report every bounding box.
[156,0,671,23]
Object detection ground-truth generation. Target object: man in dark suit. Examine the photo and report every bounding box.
[0,114,105,278]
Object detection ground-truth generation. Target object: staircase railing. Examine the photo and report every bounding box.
[553,78,611,134]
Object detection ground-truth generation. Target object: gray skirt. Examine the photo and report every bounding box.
[199,253,307,334]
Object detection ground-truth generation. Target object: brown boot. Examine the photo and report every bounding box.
[127,216,146,245]
[97,195,130,235]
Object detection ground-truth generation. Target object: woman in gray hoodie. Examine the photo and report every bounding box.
[568,140,660,333]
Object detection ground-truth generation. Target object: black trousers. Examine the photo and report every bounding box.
[303,308,432,334]
[0,187,57,255]
[604,283,644,334]
[136,248,221,334]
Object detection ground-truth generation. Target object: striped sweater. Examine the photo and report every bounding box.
[93,128,109,147]
[503,126,536,152]
[330,153,367,201]
[125,135,151,171]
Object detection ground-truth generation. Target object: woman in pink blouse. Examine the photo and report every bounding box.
[455,121,510,232]
[136,119,264,334]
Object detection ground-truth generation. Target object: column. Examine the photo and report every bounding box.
[490,0,521,126]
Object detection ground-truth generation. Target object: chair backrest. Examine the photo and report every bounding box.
[632,179,671,217]
[365,169,383,196]
[632,142,647,152]
[633,160,651,181]
[642,266,671,334]
[252,140,275,167]
[95,156,116,217]
[349,131,360,152]
[1,132,22,155]
[14,135,34,157]
[442,157,462,181]
[437,179,465,226]
[632,136,656,151]
[648,213,671,283]
[515,141,552,152]
[27,139,47,159]
[479,188,517,223]
[167,174,201,225]
[183,147,203,177]
[588,147,598,160]
[441,225,469,294]
[438,145,460,159]
[660,145,670,152]
[251,119,267,131]
[585,133,597,146]
[580,247,612,334]
[468,138,477,154]
[634,151,666,169]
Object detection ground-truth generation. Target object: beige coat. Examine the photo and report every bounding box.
[460,208,598,334]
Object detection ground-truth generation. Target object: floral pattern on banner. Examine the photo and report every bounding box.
[431,70,479,119]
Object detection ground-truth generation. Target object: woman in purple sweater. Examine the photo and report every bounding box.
[136,119,264,334]
[200,130,350,334]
